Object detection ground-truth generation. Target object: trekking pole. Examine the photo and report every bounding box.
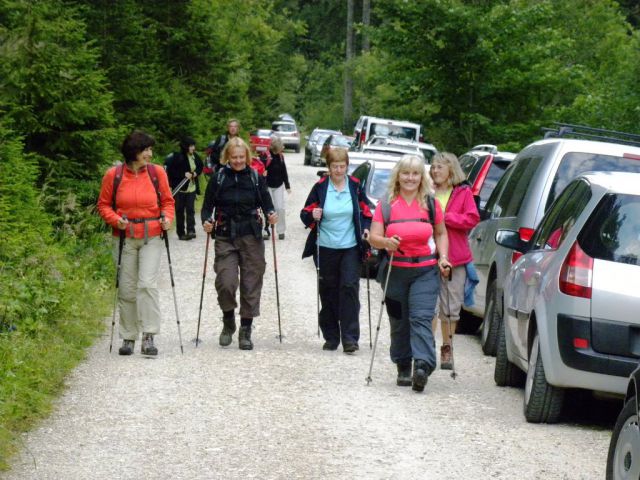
[315,221,321,338]
[161,213,184,354]
[194,215,213,347]
[444,266,457,379]
[171,177,190,197]
[363,235,372,350]
[270,223,283,343]
[366,252,395,386]
[109,215,127,353]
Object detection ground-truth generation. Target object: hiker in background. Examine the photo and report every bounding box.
[263,135,291,240]
[205,118,240,175]
[97,130,175,356]
[201,137,277,351]
[300,148,373,354]
[429,152,479,369]
[166,136,204,240]
[367,154,451,392]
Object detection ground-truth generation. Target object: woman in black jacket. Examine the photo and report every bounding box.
[201,137,277,351]
[263,135,291,240]
[300,148,374,353]
[166,136,203,240]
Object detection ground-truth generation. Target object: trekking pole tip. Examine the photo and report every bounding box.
[365,376,372,386]
[451,371,457,380]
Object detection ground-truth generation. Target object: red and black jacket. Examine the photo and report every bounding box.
[300,175,374,260]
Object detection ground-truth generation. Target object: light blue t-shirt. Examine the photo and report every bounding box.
[319,180,356,249]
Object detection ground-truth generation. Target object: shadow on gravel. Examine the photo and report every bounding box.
[561,389,623,429]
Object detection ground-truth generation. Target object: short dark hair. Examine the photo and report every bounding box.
[180,136,196,152]
[121,130,155,163]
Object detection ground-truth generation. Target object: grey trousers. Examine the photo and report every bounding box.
[113,235,163,340]
[437,264,466,323]
[213,235,266,318]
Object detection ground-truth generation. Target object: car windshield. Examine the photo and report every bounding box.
[546,152,640,212]
[580,193,640,266]
[370,123,417,140]
[330,136,352,147]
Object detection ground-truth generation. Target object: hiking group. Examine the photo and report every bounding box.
[97,122,479,393]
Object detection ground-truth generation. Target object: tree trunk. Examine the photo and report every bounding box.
[343,0,354,132]
[362,0,371,52]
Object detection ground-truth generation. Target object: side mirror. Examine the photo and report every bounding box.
[495,229,528,253]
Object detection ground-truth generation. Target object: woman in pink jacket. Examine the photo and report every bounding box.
[430,152,479,369]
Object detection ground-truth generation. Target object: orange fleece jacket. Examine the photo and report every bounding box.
[97,163,175,239]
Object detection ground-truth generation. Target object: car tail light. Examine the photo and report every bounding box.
[511,227,535,263]
[573,338,589,349]
[419,134,424,142]
[293,132,298,137]
[559,241,593,299]
[360,131,366,145]
[623,153,640,160]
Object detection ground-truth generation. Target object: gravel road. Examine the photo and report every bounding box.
[3,152,616,479]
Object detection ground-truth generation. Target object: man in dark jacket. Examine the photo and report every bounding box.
[166,137,204,240]
[205,118,240,175]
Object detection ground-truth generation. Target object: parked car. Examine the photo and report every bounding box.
[352,116,423,150]
[458,145,516,210]
[249,129,273,154]
[361,144,425,160]
[606,363,640,479]
[278,113,295,123]
[271,120,300,152]
[319,134,354,164]
[468,124,640,357]
[347,151,403,175]
[305,128,341,166]
[366,136,438,163]
[493,171,640,423]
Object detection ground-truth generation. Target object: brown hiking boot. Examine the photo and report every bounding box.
[141,333,158,356]
[440,344,453,370]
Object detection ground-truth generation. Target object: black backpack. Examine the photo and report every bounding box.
[111,163,161,210]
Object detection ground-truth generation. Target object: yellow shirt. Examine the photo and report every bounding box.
[435,187,452,211]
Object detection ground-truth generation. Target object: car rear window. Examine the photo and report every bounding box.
[490,152,544,218]
[579,193,640,266]
[369,123,417,141]
[546,152,640,211]
[478,161,511,207]
[273,123,296,132]
[369,168,392,200]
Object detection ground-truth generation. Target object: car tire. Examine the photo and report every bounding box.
[295,146,300,153]
[480,279,500,356]
[606,396,640,480]
[456,309,482,334]
[494,316,525,387]
[304,154,310,166]
[523,331,564,423]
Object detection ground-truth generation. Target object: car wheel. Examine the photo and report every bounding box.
[456,309,483,334]
[523,331,564,423]
[295,146,300,153]
[480,279,500,356]
[606,397,640,480]
[494,315,525,387]
[304,154,310,166]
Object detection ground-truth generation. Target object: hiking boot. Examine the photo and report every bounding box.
[263,230,271,240]
[440,344,453,370]
[141,333,158,356]
[219,316,236,347]
[412,360,431,392]
[238,326,253,350]
[322,342,338,351]
[343,343,358,354]
[278,233,285,240]
[118,339,135,356]
[186,232,196,240]
[178,234,187,240]
[396,361,412,387]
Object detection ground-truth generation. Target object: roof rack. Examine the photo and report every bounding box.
[542,122,640,147]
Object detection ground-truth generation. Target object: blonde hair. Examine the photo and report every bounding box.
[326,148,349,167]
[386,155,434,208]
[430,151,465,187]
[220,137,251,166]
[269,135,284,153]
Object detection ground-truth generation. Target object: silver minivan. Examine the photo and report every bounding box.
[468,129,640,356]
[494,172,640,423]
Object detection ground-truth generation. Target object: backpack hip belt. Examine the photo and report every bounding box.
[128,216,161,244]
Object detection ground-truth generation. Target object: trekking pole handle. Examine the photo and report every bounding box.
[444,265,452,281]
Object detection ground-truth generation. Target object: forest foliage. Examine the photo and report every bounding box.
[1,0,640,469]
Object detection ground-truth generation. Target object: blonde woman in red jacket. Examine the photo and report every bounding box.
[97,131,175,356]
[430,152,479,369]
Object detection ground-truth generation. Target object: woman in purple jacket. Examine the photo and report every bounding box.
[430,152,480,369]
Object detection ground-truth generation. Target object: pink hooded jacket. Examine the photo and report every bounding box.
[443,184,480,267]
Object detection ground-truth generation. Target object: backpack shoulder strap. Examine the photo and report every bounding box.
[381,199,391,228]
[146,164,161,207]
[426,194,436,225]
[111,164,124,210]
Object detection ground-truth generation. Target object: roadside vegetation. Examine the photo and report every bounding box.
[2,0,640,469]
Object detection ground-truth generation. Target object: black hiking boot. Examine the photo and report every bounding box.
[238,326,253,350]
[412,360,431,392]
[118,339,135,356]
[219,314,236,347]
[141,333,158,356]
[396,361,412,387]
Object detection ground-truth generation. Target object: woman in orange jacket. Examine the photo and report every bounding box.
[97,130,175,356]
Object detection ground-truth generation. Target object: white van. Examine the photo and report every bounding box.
[352,116,423,150]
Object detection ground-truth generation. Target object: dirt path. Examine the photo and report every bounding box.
[3,152,613,479]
